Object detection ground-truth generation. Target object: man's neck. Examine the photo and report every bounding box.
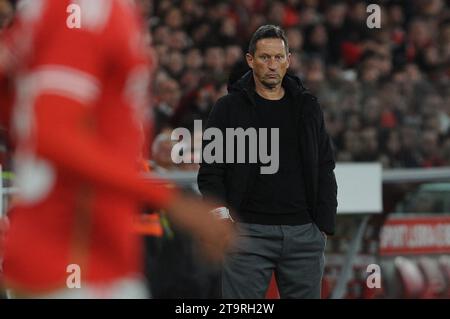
[254,80,285,100]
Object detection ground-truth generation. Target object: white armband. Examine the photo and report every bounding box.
[210,207,233,222]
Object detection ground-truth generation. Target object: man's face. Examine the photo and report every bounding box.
[246,38,290,89]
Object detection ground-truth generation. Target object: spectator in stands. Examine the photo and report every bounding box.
[151,131,179,173]
[359,127,382,162]
[420,130,446,167]
[154,77,181,134]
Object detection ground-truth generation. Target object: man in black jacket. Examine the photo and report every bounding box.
[197,25,337,299]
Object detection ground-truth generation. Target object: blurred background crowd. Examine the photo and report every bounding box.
[145,0,450,171]
[1,0,450,171]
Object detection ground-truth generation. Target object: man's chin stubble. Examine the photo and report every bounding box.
[262,80,280,89]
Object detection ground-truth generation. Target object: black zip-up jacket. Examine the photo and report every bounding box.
[197,71,338,235]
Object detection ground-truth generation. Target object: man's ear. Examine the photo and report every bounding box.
[286,52,291,69]
[245,53,254,69]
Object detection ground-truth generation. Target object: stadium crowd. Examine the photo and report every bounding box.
[146,0,450,170]
[1,0,450,170]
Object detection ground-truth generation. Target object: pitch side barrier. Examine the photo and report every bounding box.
[3,164,450,298]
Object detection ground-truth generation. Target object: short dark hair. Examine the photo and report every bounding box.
[248,25,289,55]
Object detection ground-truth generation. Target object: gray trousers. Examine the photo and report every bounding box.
[222,222,326,299]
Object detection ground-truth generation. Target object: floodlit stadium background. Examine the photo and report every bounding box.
[2,0,450,299]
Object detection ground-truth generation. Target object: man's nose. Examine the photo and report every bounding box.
[267,59,278,69]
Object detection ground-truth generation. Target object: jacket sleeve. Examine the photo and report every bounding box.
[315,100,338,235]
[197,96,228,202]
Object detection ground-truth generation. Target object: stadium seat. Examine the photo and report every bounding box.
[394,257,425,298]
[438,256,450,298]
[417,257,446,298]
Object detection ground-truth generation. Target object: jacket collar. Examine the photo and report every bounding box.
[228,70,307,106]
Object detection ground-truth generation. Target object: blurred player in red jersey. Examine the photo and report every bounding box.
[0,0,233,298]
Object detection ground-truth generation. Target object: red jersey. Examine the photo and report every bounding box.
[2,0,174,293]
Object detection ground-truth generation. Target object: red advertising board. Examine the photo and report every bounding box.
[380,216,450,256]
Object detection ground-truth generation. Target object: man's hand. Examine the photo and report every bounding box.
[166,195,235,262]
